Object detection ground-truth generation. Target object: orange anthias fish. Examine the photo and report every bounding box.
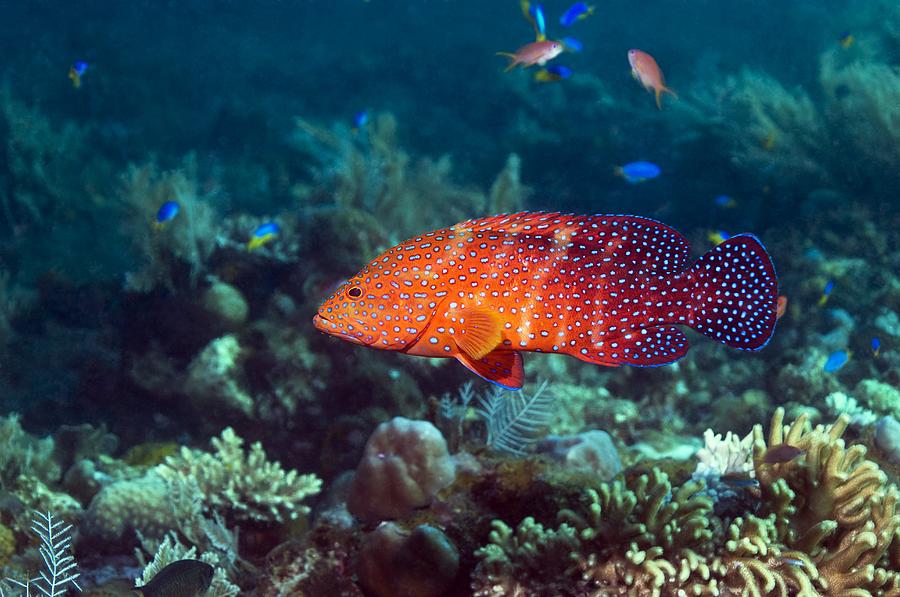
[314,212,778,390]
[497,40,564,71]
[628,49,677,109]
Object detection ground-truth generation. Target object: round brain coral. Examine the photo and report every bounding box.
[347,417,456,523]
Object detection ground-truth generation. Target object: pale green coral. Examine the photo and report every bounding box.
[0,413,60,490]
[159,427,322,523]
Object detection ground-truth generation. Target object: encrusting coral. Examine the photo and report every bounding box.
[471,408,900,596]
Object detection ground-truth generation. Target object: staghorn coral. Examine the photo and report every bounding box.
[472,409,900,596]
[158,427,322,524]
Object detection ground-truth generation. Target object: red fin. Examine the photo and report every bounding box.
[576,325,689,367]
[452,306,503,360]
[456,349,524,390]
[686,234,778,351]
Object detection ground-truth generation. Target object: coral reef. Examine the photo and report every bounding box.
[470,409,900,595]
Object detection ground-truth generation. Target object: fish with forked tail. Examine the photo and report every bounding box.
[314,212,778,389]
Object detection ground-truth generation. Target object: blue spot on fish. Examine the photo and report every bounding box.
[823,350,849,373]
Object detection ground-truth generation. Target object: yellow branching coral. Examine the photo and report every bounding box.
[472,409,900,596]
[751,407,900,595]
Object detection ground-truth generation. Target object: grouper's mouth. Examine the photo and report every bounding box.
[313,313,376,346]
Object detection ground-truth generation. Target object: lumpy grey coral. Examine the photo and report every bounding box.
[347,417,456,523]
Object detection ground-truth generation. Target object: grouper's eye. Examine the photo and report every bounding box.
[347,286,363,299]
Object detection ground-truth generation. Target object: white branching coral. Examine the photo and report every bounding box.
[693,428,754,480]
[158,427,322,523]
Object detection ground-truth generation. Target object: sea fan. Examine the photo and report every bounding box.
[1,511,81,597]
[476,380,554,456]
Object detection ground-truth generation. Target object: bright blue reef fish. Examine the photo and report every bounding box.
[352,110,369,134]
[714,195,737,208]
[561,36,583,52]
[818,280,835,306]
[247,221,280,251]
[615,161,661,184]
[708,230,732,245]
[823,350,849,373]
[519,0,547,41]
[69,61,89,88]
[559,2,594,27]
[154,200,179,229]
[534,64,573,82]
[314,211,779,389]
[872,337,881,356]
[531,4,546,39]
[838,30,854,49]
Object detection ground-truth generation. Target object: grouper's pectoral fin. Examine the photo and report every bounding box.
[455,349,524,391]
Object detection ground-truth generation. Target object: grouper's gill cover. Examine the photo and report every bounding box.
[313,212,778,389]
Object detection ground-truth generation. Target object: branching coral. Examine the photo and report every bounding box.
[158,427,322,524]
[472,409,900,596]
[751,408,900,595]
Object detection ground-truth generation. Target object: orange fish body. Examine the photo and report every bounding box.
[498,41,564,71]
[314,212,778,389]
[628,49,677,109]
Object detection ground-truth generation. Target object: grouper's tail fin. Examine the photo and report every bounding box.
[686,234,778,350]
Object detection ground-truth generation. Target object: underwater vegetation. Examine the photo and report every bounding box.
[0,0,899,595]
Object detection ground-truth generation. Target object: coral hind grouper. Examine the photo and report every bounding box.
[313,212,778,390]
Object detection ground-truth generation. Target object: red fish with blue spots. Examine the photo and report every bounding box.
[313,212,778,389]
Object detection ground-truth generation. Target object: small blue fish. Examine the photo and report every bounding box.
[707,230,732,245]
[560,2,594,27]
[872,337,881,357]
[248,221,280,251]
[69,61,89,88]
[352,110,369,133]
[154,200,180,228]
[838,30,854,49]
[534,64,573,82]
[561,36,583,52]
[818,280,835,306]
[615,161,661,184]
[531,4,546,39]
[823,350,849,373]
[714,195,737,208]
